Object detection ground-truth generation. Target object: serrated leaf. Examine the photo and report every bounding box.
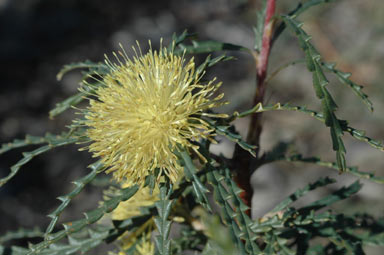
[0,228,43,244]
[225,176,259,253]
[199,213,239,255]
[0,145,48,187]
[271,177,336,213]
[253,0,267,51]
[233,102,384,152]
[282,15,347,171]
[213,124,257,157]
[0,245,29,255]
[207,168,247,254]
[154,185,173,255]
[314,61,329,87]
[0,135,46,155]
[0,134,78,187]
[56,60,108,81]
[203,149,260,255]
[322,62,373,111]
[177,149,211,211]
[265,151,384,185]
[168,30,196,52]
[272,0,336,45]
[28,185,138,255]
[300,181,362,212]
[175,40,248,55]
[53,59,109,118]
[195,54,234,79]
[49,92,85,119]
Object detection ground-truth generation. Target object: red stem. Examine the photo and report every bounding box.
[257,0,275,82]
[234,0,275,216]
[248,0,275,146]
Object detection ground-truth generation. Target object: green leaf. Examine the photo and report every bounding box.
[0,245,29,255]
[171,226,206,254]
[49,92,85,119]
[253,0,267,52]
[282,154,384,184]
[202,145,260,255]
[346,215,384,246]
[307,244,326,255]
[44,161,104,238]
[154,185,173,255]
[195,54,234,79]
[168,30,196,52]
[225,171,260,254]
[0,228,113,255]
[198,212,239,255]
[250,179,382,254]
[233,102,384,152]
[272,0,336,45]
[202,241,223,255]
[0,135,46,155]
[0,227,43,244]
[177,149,212,211]
[175,40,249,55]
[271,177,336,213]
[56,60,108,81]
[27,185,138,255]
[266,59,306,83]
[322,62,373,111]
[1,145,46,186]
[292,0,336,18]
[50,79,105,119]
[212,124,257,157]
[281,15,347,172]
[346,126,384,151]
[0,133,78,187]
[53,59,110,118]
[300,181,362,212]
[207,168,246,254]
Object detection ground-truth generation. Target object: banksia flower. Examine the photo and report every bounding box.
[116,232,155,255]
[107,181,157,255]
[83,42,226,184]
[134,236,155,255]
[111,181,159,220]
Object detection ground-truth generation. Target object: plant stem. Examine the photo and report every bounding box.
[248,0,275,148]
[233,0,276,216]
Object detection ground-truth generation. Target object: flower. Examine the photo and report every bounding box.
[107,181,157,255]
[134,236,155,255]
[83,42,226,184]
[115,232,154,255]
[111,181,159,220]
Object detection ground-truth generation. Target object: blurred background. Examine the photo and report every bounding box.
[0,0,383,253]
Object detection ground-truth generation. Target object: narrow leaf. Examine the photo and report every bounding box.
[0,134,78,187]
[177,149,211,211]
[322,62,373,111]
[175,40,249,55]
[0,135,47,155]
[49,92,85,119]
[28,185,138,255]
[233,102,384,152]
[300,181,362,211]
[154,185,173,255]
[44,161,104,237]
[271,177,336,213]
[56,60,107,81]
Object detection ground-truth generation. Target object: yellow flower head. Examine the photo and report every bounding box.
[115,232,154,255]
[111,181,159,220]
[134,236,155,255]
[84,41,226,184]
